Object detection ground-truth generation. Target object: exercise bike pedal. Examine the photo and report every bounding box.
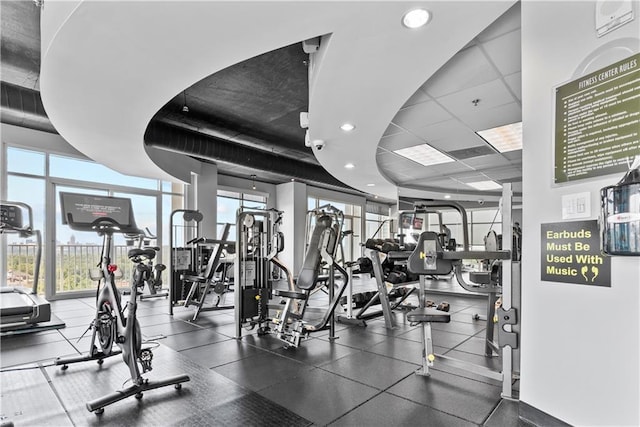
[139,348,153,372]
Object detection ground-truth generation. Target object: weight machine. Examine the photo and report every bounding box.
[271,204,349,348]
[405,185,520,400]
[234,207,290,338]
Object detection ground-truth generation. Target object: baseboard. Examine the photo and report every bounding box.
[519,401,571,426]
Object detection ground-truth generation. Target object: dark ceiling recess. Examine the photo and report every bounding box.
[145,121,352,190]
[151,42,318,166]
[0,81,56,133]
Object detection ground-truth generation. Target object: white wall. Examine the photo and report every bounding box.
[276,181,308,274]
[521,2,639,425]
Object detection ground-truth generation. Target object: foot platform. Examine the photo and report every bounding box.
[86,374,190,414]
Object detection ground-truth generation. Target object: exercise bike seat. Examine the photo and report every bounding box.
[128,248,156,261]
[407,307,451,323]
[144,246,161,252]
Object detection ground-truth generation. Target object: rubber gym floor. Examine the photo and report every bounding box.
[0,277,525,426]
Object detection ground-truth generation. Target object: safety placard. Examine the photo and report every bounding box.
[554,53,639,183]
[541,220,610,287]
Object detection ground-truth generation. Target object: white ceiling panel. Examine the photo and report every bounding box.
[412,118,469,141]
[482,29,522,76]
[428,130,489,152]
[421,45,499,98]
[461,153,512,169]
[379,130,427,151]
[436,79,515,119]
[502,150,522,162]
[458,101,521,131]
[392,100,452,132]
[402,88,432,108]
[504,72,522,100]
[476,2,521,42]
[383,123,404,137]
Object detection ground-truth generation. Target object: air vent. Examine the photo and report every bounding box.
[447,145,496,160]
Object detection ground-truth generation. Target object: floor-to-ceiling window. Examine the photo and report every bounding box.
[3,145,183,299]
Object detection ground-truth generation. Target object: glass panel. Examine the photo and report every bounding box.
[50,154,158,190]
[217,196,240,238]
[7,147,45,176]
[308,197,316,210]
[54,186,108,294]
[6,175,46,294]
[472,209,502,223]
[472,224,502,246]
[319,199,346,213]
[218,189,240,199]
[243,193,266,204]
[442,210,463,224]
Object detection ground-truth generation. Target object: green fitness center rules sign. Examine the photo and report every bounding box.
[541,220,611,287]
[555,53,639,183]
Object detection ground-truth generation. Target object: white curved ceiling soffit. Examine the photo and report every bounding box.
[40,1,515,200]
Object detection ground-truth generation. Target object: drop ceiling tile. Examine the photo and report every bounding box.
[383,123,404,137]
[392,101,452,131]
[421,45,499,98]
[502,150,522,162]
[482,29,522,76]
[461,154,512,169]
[485,166,522,180]
[379,130,426,152]
[504,72,522,101]
[412,119,469,141]
[476,3,521,42]
[436,79,515,119]
[427,131,489,152]
[458,101,521,131]
[402,88,432,108]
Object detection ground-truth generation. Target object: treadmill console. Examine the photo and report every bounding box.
[1,204,24,230]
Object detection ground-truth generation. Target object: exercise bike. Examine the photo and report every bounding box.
[54,192,189,414]
[123,228,168,300]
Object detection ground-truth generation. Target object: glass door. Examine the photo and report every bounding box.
[52,184,159,297]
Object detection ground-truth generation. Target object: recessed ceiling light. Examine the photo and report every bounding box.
[393,144,454,167]
[444,194,451,199]
[367,183,375,187]
[477,122,522,153]
[345,163,355,169]
[466,180,502,190]
[340,123,355,132]
[402,9,431,29]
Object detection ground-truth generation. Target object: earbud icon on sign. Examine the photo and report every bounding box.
[581,266,589,282]
[591,266,599,282]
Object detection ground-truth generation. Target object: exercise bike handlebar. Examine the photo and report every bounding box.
[65,214,142,235]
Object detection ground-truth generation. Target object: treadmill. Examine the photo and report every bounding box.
[1,201,52,332]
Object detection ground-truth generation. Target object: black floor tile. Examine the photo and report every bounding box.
[365,335,432,365]
[330,391,476,427]
[141,320,203,338]
[213,351,314,392]
[387,368,502,425]
[316,326,388,350]
[484,399,524,427]
[268,336,359,367]
[160,328,229,351]
[0,339,79,368]
[0,365,74,426]
[179,338,261,369]
[399,327,472,350]
[258,368,379,426]
[0,330,66,350]
[321,350,418,390]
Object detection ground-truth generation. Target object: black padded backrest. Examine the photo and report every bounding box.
[407,231,453,275]
[297,215,332,290]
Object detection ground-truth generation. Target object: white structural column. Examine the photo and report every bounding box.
[276,181,307,275]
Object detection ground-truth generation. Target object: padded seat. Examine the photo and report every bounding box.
[274,289,307,300]
[469,271,491,284]
[407,307,451,323]
[128,248,156,260]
